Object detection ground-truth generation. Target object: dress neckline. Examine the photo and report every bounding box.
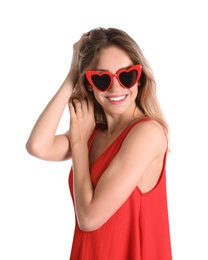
[88,117,152,170]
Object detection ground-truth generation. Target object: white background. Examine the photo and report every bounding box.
[0,0,207,259]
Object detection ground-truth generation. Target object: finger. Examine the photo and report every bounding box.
[81,31,90,39]
[73,99,81,107]
[68,102,76,117]
[74,34,89,49]
[80,99,88,113]
[73,99,83,114]
[83,31,90,36]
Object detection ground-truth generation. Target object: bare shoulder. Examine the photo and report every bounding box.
[123,119,167,157]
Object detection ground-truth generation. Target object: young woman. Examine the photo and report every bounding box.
[26,27,172,259]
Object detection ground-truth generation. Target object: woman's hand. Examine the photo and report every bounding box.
[66,33,90,86]
[68,97,95,147]
[68,96,95,231]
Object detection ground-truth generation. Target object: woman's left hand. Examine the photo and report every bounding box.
[68,98,95,147]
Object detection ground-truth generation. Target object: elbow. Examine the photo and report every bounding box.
[77,216,103,232]
[25,140,46,159]
[25,140,33,155]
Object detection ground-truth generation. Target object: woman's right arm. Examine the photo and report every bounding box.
[25,72,74,161]
[26,33,90,161]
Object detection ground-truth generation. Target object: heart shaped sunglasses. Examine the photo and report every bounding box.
[85,64,142,92]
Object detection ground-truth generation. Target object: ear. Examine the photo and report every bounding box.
[87,84,93,91]
[137,80,141,86]
[84,76,93,91]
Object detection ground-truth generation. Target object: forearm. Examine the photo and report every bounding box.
[26,77,74,156]
[72,142,95,230]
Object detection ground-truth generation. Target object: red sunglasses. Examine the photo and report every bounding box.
[85,64,142,92]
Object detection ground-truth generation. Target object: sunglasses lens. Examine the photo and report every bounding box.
[119,70,138,88]
[91,74,111,91]
[86,65,141,91]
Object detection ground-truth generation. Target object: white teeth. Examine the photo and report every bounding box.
[108,95,126,101]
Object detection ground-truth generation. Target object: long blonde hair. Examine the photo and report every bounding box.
[71,27,169,135]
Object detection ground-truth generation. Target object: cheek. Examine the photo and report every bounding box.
[92,90,103,104]
[92,89,99,99]
[130,84,139,99]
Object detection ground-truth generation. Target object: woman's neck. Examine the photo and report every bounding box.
[104,107,144,136]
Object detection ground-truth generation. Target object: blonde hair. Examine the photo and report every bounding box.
[71,27,169,135]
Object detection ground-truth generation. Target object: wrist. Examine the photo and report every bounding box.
[71,141,88,151]
[71,142,89,167]
[67,69,79,85]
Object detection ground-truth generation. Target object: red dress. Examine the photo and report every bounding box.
[68,118,172,260]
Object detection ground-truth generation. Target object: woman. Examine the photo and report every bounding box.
[26,27,172,259]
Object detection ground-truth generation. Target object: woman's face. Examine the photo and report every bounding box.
[90,46,139,117]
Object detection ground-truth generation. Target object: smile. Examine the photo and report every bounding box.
[107,95,127,102]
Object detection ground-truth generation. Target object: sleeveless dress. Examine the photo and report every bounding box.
[68,118,172,260]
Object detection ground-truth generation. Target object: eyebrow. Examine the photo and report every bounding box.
[94,65,133,73]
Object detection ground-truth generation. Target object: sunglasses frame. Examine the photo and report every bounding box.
[85,64,142,92]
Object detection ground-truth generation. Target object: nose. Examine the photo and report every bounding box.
[109,75,122,91]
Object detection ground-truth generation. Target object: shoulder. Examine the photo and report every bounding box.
[134,118,166,137]
[123,118,167,157]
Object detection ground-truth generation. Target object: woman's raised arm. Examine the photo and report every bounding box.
[25,73,74,161]
[26,33,89,161]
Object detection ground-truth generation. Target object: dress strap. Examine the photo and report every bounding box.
[123,117,168,150]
